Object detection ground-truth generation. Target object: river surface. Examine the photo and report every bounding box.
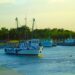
[0,46,75,75]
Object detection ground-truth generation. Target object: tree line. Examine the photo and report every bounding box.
[0,25,75,41]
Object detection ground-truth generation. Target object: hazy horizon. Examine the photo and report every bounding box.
[0,0,75,31]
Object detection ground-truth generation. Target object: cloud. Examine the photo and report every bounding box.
[0,0,15,4]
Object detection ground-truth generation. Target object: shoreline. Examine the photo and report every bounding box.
[0,67,23,75]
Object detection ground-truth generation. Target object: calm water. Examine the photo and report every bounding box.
[0,46,75,75]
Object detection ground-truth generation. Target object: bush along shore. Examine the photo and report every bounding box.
[0,25,75,45]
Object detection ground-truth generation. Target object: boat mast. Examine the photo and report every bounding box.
[32,18,35,38]
[15,17,19,40]
[25,17,27,26]
[32,18,35,32]
[24,17,27,40]
[15,17,19,29]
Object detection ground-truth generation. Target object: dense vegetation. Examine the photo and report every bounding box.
[0,25,75,42]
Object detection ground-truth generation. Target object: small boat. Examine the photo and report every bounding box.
[4,39,43,55]
[58,38,75,46]
[41,40,56,47]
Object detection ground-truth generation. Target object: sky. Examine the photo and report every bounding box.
[0,0,75,31]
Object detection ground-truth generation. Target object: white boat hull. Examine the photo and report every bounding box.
[5,47,43,55]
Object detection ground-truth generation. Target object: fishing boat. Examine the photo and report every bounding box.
[58,38,75,46]
[5,39,43,55]
[41,40,56,47]
[4,18,43,55]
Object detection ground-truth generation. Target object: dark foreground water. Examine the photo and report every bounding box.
[0,46,75,75]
